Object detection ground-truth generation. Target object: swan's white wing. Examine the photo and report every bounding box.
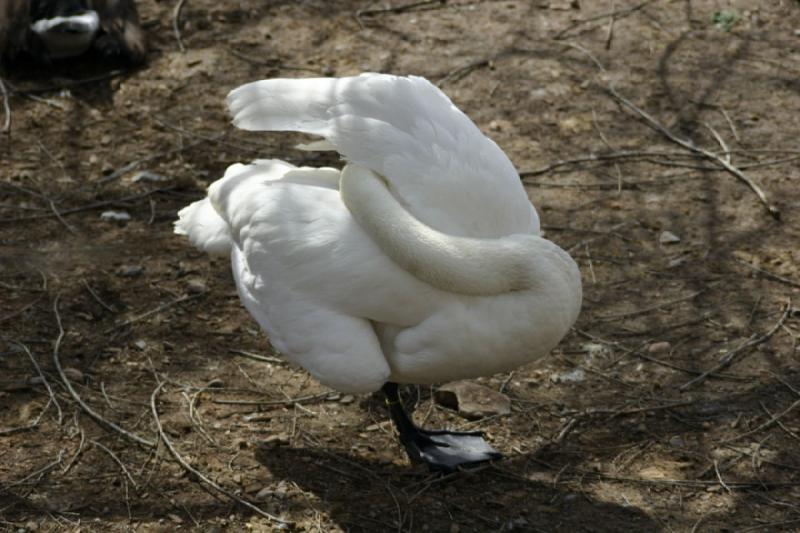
[227,74,539,238]
[192,160,448,391]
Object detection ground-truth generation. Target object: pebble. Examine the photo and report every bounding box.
[186,279,207,294]
[131,170,168,183]
[647,341,672,354]
[339,394,355,404]
[117,265,144,277]
[63,367,84,382]
[435,381,511,420]
[659,230,681,244]
[255,486,273,501]
[550,368,586,383]
[100,210,131,223]
[669,435,685,447]
[263,433,290,446]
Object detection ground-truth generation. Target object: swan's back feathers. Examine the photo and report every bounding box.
[227,74,539,238]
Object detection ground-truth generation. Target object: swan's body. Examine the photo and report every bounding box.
[176,74,582,470]
[177,73,581,394]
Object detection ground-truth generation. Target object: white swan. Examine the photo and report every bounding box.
[175,74,582,471]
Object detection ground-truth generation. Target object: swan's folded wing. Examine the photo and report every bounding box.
[226,74,538,238]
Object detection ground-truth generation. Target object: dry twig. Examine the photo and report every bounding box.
[103,292,206,334]
[680,301,792,390]
[736,259,800,290]
[16,341,63,425]
[357,0,445,19]
[604,86,780,220]
[91,440,139,489]
[0,76,10,132]
[150,380,290,525]
[52,296,156,448]
[229,348,284,364]
[553,0,657,40]
[172,0,187,52]
[724,397,800,444]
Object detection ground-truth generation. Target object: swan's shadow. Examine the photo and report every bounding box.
[254,442,659,532]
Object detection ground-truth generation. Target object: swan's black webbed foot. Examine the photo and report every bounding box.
[397,427,501,472]
[382,382,501,473]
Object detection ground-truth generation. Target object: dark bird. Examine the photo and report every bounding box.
[0,0,145,66]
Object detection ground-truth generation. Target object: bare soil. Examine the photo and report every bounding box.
[2,1,800,531]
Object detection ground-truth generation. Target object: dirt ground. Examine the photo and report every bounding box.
[2,0,800,531]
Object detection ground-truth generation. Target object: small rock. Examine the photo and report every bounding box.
[255,486,273,501]
[133,340,147,351]
[668,257,687,268]
[647,341,671,354]
[100,135,112,146]
[434,381,511,420]
[186,278,207,294]
[167,513,183,524]
[273,481,289,499]
[339,394,355,404]
[24,521,38,532]
[131,170,168,183]
[550,368,586,384]
[63,367,84,382]
[263,433,290,446]
[117,265,144,277]
[100,210,131,223]
[232,473,242,484]
[659,230,681,244]
[669,435,685,447]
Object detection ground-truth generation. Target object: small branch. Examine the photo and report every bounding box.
[736,259,800,290]
[759,401,800,444]
[595,290,706,322]
[679,301,791,390]
[103,292,206,334]
[229,348,284,364]
[62,426,87,474]
[211,391,338,407]
[91,440,139,489]
[0,76,10,133]
[604,86,780,220]
[172,0,187,52]
[150,380,290,526]
[566,221,629,254]
[357,0,446,18]
[52,295,156,448]
[0,187,172,224]
[16,341,63,425]
[82,279,116,313]
[553,0,657,40]
[0,449,65,494]
[49,200,79,235]
[437,59,491,86]
[723,396,800,444]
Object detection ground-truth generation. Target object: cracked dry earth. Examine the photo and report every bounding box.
[2,1,800,531]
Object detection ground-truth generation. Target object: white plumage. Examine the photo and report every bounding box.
[175,73,582,396]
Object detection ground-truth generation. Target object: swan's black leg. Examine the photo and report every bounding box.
[382,382,501,473]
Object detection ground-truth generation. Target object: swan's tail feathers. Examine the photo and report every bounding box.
[226,77,340,135]
[174,198,233,256]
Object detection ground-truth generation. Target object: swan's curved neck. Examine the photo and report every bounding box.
[339,165,571,297]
